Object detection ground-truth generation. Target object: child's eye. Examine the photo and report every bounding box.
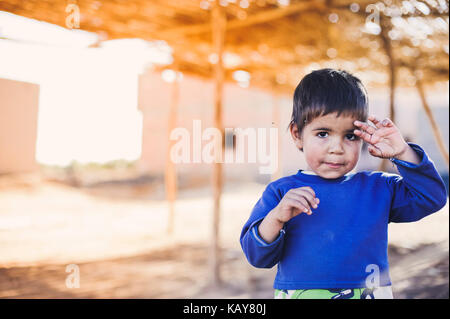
[346,133,358,141]
[317,132,328,138]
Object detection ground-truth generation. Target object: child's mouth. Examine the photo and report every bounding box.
[324,162,344,169]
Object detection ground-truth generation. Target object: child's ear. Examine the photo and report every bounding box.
[290,123,304,151]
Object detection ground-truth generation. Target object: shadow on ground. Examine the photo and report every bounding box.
[0,241,447,299]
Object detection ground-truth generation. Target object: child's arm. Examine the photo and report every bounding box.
[240,184,318,268]
[386,143,446,222]
[354,115,447,222]
[258,187,318,243]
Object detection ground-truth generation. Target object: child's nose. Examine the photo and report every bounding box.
[328,139,344,154]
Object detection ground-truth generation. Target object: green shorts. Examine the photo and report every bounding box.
[274,287,393,299]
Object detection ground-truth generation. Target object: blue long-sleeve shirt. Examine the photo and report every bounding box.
[240,143,447,289]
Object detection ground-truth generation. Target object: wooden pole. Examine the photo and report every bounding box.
[165,71,180,235]
[414,75,449,166]
[271,94,282,181]
[381,41,396,123]
[378,17,396,171]
[210,2,226,286]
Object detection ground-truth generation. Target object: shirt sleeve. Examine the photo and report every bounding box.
[240,182,286,268]
[386,143,448,223]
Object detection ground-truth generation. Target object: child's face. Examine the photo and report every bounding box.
[291,112,363,179]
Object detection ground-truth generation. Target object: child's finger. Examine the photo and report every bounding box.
[354,129,374,144]
[293,186,315,197]
[299,186,316,198]
[368,115,383,129]
[290,187,319,210]
[353,120,376,135]
[298,196,317,213]
[368,145,383,157]
[287,197,311,215]
[296,198,313,215]
[292,207,310,216]
[287,193,312,211]
[296,190,319,210]
[381,118,394,127]
[291,187,318,206]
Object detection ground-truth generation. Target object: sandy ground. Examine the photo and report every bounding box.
[0,171,448,299]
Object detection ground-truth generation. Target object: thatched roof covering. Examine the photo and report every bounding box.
[1,0,448,93]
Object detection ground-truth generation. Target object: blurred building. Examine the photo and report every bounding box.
[137,69,282,184]
[1,70,447,185]
[0,78,39,174]
[137,69,449,185]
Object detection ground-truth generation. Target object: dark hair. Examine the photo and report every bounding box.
[288,68,369,134]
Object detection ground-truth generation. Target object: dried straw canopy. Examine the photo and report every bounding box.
[0,0,448,92]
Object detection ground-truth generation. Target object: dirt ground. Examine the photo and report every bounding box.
[0,170,448,299]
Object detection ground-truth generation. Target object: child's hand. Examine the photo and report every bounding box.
[258,186,319,243]
[353,115,409,159]
[274,187,319,223]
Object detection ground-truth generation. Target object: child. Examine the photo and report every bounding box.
[240,68,447,299]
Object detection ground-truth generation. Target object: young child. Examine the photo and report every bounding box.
[240,68,447,299]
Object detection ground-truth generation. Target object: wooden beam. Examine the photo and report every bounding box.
[160,0,327,37]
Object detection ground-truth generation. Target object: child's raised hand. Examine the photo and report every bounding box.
[274,186,319,223]
[353,115,408,159]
